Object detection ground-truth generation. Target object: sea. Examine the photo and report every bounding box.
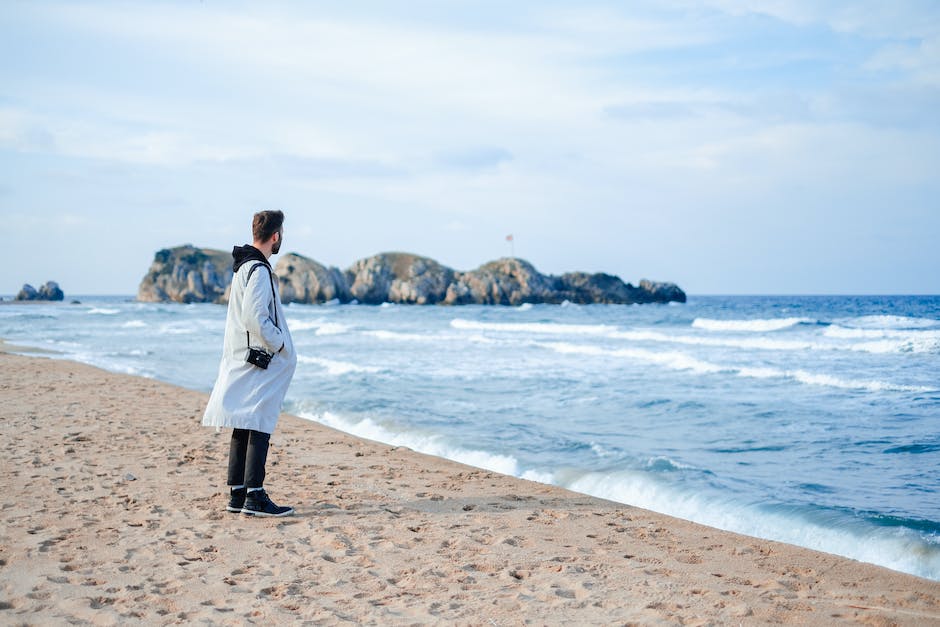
[2,294,938,581]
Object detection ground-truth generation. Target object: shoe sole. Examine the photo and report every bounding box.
[226,505,243,513]
[241,507,295,518]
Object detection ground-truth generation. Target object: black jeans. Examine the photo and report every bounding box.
[227,429,270,489]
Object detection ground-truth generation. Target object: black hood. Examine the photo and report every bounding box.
[232,245,270,273]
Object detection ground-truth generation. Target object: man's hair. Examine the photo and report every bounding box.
[252,210,284,243]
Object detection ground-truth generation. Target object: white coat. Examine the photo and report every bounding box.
[203,258,296,434]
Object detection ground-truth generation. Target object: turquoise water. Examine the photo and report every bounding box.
[3,295,938,580]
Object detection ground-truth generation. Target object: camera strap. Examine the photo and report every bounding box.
[245,262,279,351]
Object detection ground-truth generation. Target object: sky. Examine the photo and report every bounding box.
[1,1,939,295]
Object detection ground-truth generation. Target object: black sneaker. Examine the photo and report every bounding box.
[241,489,294,517]
[227,487,247,513]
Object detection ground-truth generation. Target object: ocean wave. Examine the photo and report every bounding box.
[121,320,147,329]
[298,410,519,476]
[623,329,931,354]
[840,315,940,330]
[643,456,699,472]
[643,329,938,354]
[746,368,933,393]
[452,319,618,336]
[824,325,940,353]
[590,442,616,459]
[825,325,940,339]
[883,443,940,455]
[157,324,196,335]
[692,317,815,332]
[1,311,59,320]
[542,341,935,392]
[294,405,940,580]
[611,329,817,352]
[285,319,352,335]
[556,468,940,581]
[544,342,726,374]
[365,330,454,343]
[364,329,498,345]
[287,319,325,331]
[296,355,380,375]
[315,323,350,336]
[847,338,940,354]
[87,307,121,315]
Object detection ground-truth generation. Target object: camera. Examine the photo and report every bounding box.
[246,346,273,369]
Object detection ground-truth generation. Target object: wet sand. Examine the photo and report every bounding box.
[1,351,938,624]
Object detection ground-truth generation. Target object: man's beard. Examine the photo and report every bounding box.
[272,239,281,254]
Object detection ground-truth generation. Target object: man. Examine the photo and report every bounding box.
[203,210,297,517]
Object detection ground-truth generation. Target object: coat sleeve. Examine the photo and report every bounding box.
[242,266,285,354]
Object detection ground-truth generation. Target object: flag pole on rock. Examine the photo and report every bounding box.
[506,234,514,258]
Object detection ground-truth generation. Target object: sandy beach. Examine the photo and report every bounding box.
[1,350,938,625]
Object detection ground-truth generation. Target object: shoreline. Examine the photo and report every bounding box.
[1,351,938,624]
[0,338,57,354]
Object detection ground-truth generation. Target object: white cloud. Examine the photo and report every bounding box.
[2,1,939,293]
[673,0,939,38]
[864,36,940,86]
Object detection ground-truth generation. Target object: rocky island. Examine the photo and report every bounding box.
[15,281,65,301]
[137,245,685,306]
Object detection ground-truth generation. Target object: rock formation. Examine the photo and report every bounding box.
[444,258,557,305]
[275,253,349,305]
[346,253,455,305]
[15,281,65,301]
[137,245,232,304]
[637,279,687,304]
[137,246,686,305]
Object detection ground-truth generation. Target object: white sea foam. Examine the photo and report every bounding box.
[850,338,940,354]
[612,328,940,355]
[825,325,940,353]
[299,410,519,476]
[842,315,939,330]
[452,319,617,335]
[739,366,933,392]
[121,320,147,328]
[543,342,726,375]
[158,324,196,335]
[315,323,350,336]
[364,329,498,345]
[611,329,818,351]
[287,319,350,335]
[520,469,555,484]
[542,341,935,392]
[558,469,940,581]
[288,319,324,331]
[643,456,698,472]
[516,303,534,311]
[590,442,616,458]
[736,366,783,379]
[87,307,120,315]
[692,317,813,332]
[296,355,380,375]
[365,330,451,343]
[788,370,933,393]
[289,405,940,579]
[826,325,940,339]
